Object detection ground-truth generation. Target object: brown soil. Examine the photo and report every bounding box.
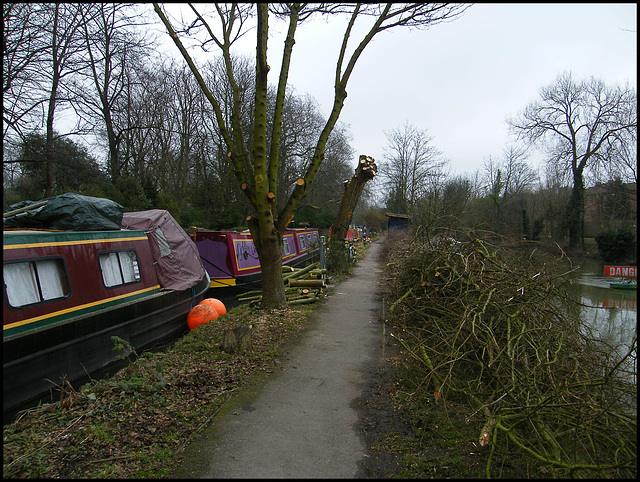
[353,336,411,478]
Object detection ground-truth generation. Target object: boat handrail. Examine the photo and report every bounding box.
[3,200,49,219]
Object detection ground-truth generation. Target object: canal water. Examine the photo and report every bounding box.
[565,257,636,376]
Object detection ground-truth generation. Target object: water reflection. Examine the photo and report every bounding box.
[565,257,636,370]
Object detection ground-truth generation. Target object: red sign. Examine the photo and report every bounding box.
[604,266,637,278]
[603,298,637,310]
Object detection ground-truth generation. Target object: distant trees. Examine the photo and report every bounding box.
[4,1,635,271]
[3,4,358,230]
[74,4,155,186]
[3,4,87,196]
[601,178,635,221]
[479,145,538,235]
[508,71,637,249]
[3,3,156,200]
[430,175,473,231]
[6,132,109,201]
[380,122,447,216]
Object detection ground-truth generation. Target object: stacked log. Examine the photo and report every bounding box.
[236,262,328,306]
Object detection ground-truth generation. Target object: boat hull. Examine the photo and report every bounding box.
[610,282,637,290]
[3,275,209,414]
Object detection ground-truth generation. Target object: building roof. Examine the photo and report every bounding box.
[385,213,412,219]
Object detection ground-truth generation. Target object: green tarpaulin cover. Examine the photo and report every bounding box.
[4,193,124,231]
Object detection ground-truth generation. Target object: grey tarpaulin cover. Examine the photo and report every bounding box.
[4,193,124,230]
[121,209,206,292]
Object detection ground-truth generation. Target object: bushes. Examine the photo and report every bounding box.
[595,227,636,262]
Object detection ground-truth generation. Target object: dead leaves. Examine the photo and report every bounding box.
[3,305,312,478]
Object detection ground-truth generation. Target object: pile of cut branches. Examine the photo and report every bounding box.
[382,230,637,478]
[237,262,328,306]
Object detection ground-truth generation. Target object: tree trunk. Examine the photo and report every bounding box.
[222,326,252,353]
[565,176,585,250]
[249,217,287,310]
[330,155,378,242]
[250,5,288,310]
[259,236,287,309]
[105,111,120,185]
[45,68,60,198]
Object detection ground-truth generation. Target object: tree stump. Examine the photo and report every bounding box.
[222,326,253,353]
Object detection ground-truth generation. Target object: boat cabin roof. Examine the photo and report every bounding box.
[3,228,147,246]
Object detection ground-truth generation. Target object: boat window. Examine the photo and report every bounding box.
[4,257,70,308]
[283,238,290,256]
[99,250,141,288]
[299,235,306,250]
[154,227,172,257]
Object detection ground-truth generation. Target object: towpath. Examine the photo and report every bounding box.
[173,238,387,478]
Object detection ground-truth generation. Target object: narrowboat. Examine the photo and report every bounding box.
[328,225,365,242]
[190,227,320,291]
[3,199,209,415]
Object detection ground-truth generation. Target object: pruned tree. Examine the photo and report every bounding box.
[153,3,469,308]
[508,71,637,250]
[330,154,378,241]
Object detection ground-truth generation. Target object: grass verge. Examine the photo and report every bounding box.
[3,303,321,478]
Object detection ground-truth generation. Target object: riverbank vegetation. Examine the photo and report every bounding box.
[379,229,636,478]
[2,303,321,478]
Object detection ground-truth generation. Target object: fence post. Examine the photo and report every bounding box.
[320,235,326,271]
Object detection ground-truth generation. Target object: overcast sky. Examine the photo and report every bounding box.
[157,4,637,177]
[169,3,637,177]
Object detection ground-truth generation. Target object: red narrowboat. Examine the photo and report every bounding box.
[3,202,209,415]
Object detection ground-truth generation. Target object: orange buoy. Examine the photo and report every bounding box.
[199,298,227,316]
[187,304,219,330]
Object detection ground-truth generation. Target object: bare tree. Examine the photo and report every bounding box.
[3,4,87,196]
[3,3,48,141]
[480,145,538,233]
[75,4,155,185]
[380,122,447,215]
[154,3,469,308]
[40,4,87,196]
[508,71,637,250]
[274,93,325,209]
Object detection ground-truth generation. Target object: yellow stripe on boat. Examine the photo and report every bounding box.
[3,285,161,331]
[210,278,236,287]
[3,236,149,250]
